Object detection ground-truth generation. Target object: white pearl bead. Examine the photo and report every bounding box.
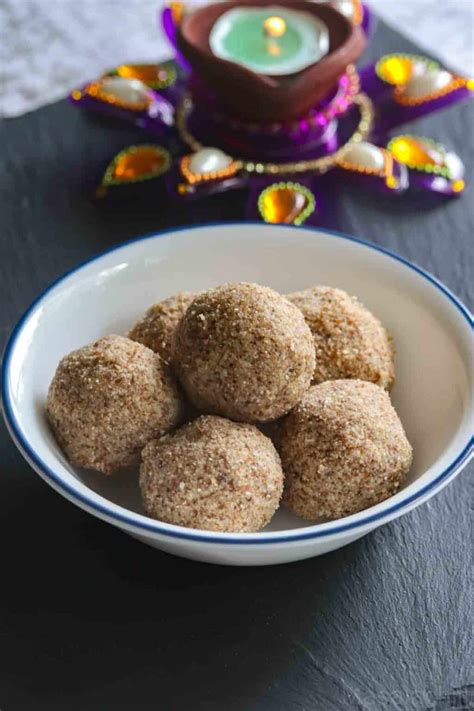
[343,142,385,170]
[333,0,355,20]
[100,77,149,105]
[189,148,233,175]
[444,152,464,179]
[404,69,452,99]
[411,60,429,78]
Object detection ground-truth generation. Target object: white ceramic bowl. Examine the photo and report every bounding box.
[2,224,473,566]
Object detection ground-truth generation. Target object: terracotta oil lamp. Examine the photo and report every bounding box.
[177,0,365,121]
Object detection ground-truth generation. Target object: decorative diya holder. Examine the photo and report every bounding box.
[70,1,473,226]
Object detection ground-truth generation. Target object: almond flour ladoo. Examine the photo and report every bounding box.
[140,415,283,532]
[129,292,197,365]
[279,380,412,521]
[287,286,395,389]
[174,282,315,422]
[47,335,184,474]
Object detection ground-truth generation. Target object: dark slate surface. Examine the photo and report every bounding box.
[0,17,472,711]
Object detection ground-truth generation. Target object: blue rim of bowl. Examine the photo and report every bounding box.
[2,223,473,545]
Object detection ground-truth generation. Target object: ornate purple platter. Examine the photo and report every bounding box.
[70,1,473,226]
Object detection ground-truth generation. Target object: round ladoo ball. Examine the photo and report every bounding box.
[128,292,196,365]
[279,380,412,521]
[287,286,395,390]
[140,415,284,532]
[174,283,315,422]
[47,335,184,475]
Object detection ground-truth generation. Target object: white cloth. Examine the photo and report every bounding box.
[0,0,473,118]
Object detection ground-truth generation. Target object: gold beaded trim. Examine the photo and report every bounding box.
[180,155,240,184]
[78,79,151,112]
[394,76,473,106]
[176,93,374,176]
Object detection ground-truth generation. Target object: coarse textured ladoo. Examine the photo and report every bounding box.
[287,286,395,389]
[140,415,284,532]
[279,380,412,521]
[174,282,315,422]
[128,292,196,364]
[46,335,184,474]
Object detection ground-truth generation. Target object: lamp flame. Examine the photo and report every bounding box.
[263,16,287,39]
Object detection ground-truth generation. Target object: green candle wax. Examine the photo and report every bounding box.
[209,6,329,76]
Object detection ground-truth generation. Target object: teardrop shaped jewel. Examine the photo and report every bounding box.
[97,145,171,196]
[115,63,177,90]
[258,182,316,226]
[376,54,469,106]
[376,54,437,86]
[394,67,466,106]
[387,135,464,180]
[404,69,453,99]
[338,142,386,172]
[86,77,152,111]
[180,148,239,184]
[336,142,400,189]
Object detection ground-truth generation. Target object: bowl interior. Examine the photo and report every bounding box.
[4,224,472,536]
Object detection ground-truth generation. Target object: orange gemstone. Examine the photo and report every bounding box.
[389,136,437,168]
[116,64,171,86]
[451,179,465,193]
[261,187,309,224]
[378,56,414,85]
[170,2,184,24]
[107,146,170,185]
